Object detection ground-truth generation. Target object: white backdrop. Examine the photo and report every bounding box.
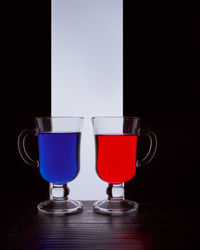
[51,0,122,200]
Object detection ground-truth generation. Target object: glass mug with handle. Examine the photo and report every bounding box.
[92,116,157,215]
[18,117,84,215]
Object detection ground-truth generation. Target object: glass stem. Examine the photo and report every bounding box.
[106,183,124,201]
[49,183,69,201]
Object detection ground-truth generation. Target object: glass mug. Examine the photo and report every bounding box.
[18,117,84,215]
[92,117,157,215]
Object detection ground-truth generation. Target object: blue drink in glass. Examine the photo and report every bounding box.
[38,132,80,185]
[18,117,83,214]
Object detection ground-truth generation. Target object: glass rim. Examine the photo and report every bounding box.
[35,116,84,120]
[91,116,140,120]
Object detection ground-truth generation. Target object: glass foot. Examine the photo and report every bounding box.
[37,199,83,215]
[93,199,138,216]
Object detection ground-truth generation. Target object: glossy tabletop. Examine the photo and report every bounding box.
[1,200,198,250]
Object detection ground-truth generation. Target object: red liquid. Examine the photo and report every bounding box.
[96,134,138,184]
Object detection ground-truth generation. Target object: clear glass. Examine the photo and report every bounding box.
[92,116,157,216]
[18,117,84,215]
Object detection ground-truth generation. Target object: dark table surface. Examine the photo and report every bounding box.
[1,200,199,250]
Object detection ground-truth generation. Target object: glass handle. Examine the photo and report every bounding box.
[136,128,157,167]
[17,128,39,167]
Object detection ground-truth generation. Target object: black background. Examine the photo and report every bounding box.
[124,1,200,204]
[1,0,200,207]
[2,1,51,200]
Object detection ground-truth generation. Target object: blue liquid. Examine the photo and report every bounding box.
[38,133,80,185]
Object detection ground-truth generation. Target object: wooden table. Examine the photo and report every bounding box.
[1,200,198,250]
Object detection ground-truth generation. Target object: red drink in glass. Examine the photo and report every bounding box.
[96,134,138,184]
